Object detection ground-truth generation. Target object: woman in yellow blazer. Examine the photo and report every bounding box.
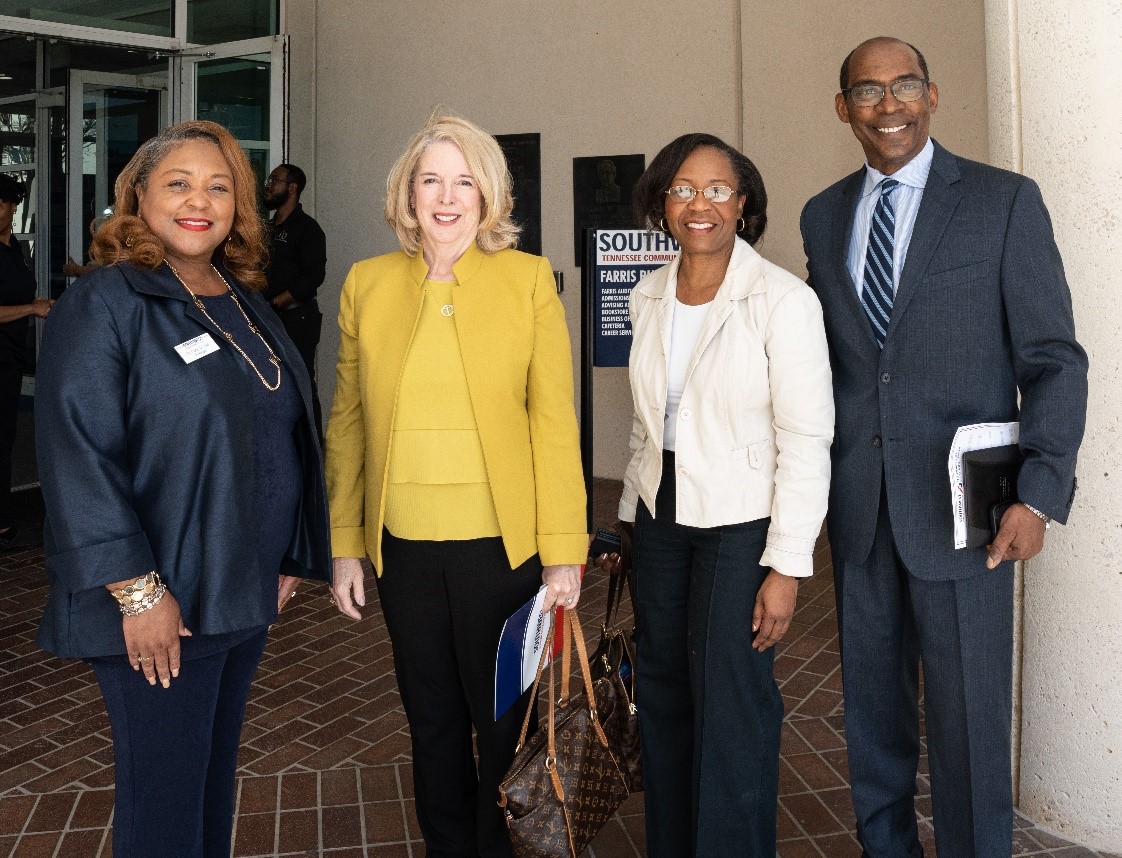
[325,115,586,857]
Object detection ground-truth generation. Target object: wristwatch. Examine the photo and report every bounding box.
[1022,503,1051,529]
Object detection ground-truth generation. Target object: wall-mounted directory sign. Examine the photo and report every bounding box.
[586,229,680,367]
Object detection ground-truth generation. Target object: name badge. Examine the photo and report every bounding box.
[174,333,221,364]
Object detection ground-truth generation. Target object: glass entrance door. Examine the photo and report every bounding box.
[66,70,167,276]
[179,36,287,188]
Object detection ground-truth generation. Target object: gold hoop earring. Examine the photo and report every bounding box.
[225,235,234,255]
[737,217,746,232]
[124,235,134,248]
[659,218,668,233]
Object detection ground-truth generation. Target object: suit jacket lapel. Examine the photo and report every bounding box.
[885,141,962,338]
[832,170,880,350]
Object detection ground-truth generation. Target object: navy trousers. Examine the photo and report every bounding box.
[90,629,268,858]
[632,453,783,858]
[0,366,21,529]
[836,491,1014,858]
[376,530,543,858]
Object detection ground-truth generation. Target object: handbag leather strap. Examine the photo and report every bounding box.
[602,524,634,630]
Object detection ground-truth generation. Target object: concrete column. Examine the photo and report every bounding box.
[986,0,1122,848]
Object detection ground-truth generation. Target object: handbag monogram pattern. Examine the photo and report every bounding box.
[498,609,631,858]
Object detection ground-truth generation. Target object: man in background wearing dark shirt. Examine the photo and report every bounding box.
[264,163,327,438]
[0,174,51,551]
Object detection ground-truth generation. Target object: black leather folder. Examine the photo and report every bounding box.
[963,444,1024,549]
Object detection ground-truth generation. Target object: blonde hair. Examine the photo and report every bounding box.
[90,120,267,291]
[385,114,520,256]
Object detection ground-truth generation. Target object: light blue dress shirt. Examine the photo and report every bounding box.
[846,137,934,297]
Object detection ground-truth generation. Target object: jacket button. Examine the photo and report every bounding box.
[678,467,689,477]
[881,373,891,384]
[872,435,882,448]
[679,408,691,420]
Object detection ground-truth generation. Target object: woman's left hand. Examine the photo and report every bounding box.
[541,564,582,611]
[752,569,799,652]
[277,574,301,613]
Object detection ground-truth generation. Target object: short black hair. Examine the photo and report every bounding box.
[276,163,307,197]
[0,174,26,205]
[632,133,767,246]
[839,38,930,91]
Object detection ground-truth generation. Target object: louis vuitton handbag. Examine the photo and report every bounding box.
[497,608,631,858]
[588,522,641,793]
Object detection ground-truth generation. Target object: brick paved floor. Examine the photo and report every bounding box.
[1,482,1117,857]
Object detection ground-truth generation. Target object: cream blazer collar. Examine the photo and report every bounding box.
[634,237,768,376]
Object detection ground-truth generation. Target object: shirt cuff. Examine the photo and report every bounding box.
[618,487,638,523]
[759,529,816,578]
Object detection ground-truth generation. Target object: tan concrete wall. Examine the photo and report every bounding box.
[738,2,989,276]
[309,0,743,485]
[989,0,1122,847]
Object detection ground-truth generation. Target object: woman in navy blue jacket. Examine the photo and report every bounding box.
[35,120,331,858]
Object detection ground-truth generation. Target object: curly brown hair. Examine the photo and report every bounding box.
[90,120,267,290]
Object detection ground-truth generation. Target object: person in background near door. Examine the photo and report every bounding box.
[801,37,1088,856]
[0,172,51,552]
[264,163,327,438]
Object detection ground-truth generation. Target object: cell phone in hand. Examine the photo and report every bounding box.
[588,528,622,558]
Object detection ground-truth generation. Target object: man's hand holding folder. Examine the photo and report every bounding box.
[986,504,1047,569]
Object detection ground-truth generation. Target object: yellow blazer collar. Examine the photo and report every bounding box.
[407,242,488,286]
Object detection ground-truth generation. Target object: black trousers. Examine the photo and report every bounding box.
[632,452,783,857]
[90,629,268,858]
[275,303,323,438]
[376,530,543,858]
[0,366,22,529]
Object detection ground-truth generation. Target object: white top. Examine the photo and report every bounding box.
[663,299,711,451]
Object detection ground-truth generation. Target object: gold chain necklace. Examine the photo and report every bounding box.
[166,261,282,391]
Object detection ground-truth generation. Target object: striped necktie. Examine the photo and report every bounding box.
[860,178,900,348]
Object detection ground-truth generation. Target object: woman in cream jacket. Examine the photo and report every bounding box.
[613,133,833,857]
[325,116,586,857]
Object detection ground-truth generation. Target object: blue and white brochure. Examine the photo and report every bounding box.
[494,586,551,720]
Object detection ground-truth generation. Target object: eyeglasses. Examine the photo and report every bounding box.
[264,176,292,187]
[665,185,737,204]
[842,78,929,108]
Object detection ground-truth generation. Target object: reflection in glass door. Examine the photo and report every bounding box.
[180,36,287,192]
[0,98,36,252]
[66,71,166,280]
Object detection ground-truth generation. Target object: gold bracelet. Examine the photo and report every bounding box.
[119,583,167,616]
[110,571,161,609]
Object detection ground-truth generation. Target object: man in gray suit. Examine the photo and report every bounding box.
[801,37,1087,856]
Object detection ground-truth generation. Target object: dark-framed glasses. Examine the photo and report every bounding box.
[843,78,929,107]
[665,185,736,204]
